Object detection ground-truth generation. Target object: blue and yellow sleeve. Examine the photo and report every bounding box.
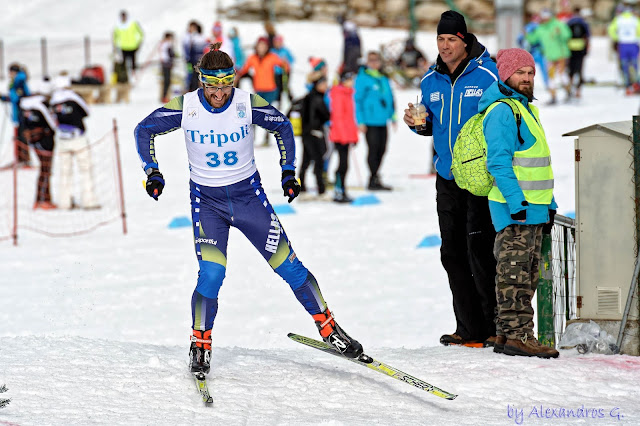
[250,93,296,172]
[134,96,184,171]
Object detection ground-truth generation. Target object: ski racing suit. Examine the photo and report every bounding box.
[134,88,329,332]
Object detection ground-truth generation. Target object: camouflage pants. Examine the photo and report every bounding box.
[494,224,543,340]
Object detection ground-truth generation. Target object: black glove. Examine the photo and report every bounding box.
[542,209,556,234]
[511,201,528,221]
[145,168,165,201]
[281,170,300,203]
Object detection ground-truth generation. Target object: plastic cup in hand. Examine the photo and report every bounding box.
[411,102,427,131]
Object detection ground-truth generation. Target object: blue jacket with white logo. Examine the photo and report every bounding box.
[418,35,498,179]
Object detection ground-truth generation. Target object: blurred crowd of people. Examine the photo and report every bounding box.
[519,1,640,102]
[4,2,640,209]
[1,66,97,210]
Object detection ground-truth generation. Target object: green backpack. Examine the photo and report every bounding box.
[451,99,524,196]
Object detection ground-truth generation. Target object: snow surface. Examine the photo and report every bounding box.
[2,1,640,425]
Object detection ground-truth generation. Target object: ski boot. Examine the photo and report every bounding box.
[189,329,212,374]
[312,309,363,359]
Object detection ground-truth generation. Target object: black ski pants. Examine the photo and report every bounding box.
[365,126,387,180]
[161,66,172,99]
[436,174,497,341]
[122,49,138,71]
[334,143,351,192]
[300,135,327,194]
[568,51,586,89]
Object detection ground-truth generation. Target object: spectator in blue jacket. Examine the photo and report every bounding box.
[1,63,31,166]
[354,50,396,190]
[403,10,499,348]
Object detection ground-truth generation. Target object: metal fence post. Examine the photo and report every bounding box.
[41,37,48,77]
[538,233,555,346]
[112,118,127,235]
[84,35,91,66]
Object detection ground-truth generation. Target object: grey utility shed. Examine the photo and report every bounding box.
[563,120,638,355]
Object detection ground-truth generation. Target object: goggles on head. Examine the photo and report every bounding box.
[198,67,236,86]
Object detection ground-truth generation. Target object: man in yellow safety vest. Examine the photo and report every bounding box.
[113,10,144,75]
[479,48,559,359]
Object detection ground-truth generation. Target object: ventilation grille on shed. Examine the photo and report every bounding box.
[596,287,621,315]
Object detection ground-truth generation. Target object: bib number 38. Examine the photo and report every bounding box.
[206,151,238,168]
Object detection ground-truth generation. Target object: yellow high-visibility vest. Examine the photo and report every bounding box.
[486,100,554,205]
[113,21,143,51]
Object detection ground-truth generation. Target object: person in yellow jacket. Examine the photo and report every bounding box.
[113,10,144,74]
[480,48,559,359]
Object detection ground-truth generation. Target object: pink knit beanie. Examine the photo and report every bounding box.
[496,48,536,82]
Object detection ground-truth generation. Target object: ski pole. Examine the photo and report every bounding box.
[617,252,640,352]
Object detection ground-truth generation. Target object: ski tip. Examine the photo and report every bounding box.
[447,394,458,400]
[287,332,295,338]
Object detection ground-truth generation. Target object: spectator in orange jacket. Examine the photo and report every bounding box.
[328,71,358,203]
[236,36,288,104]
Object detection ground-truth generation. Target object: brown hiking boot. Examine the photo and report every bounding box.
[483,336,498,347]
[503,335,559,359]
[439,333,479,346]
[493,335,507,353]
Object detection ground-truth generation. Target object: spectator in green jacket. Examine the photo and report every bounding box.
[526,9,572,104]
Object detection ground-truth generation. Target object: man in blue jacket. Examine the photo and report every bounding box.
[403,11,499,347]
[481,48,558,358]
[355,50,397,191]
